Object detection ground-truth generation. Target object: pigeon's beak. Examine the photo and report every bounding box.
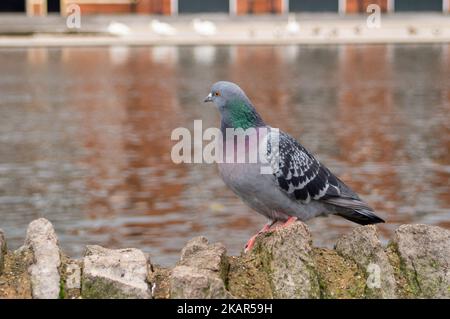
[204,92,213,103]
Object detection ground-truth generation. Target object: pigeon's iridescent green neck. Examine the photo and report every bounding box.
[222,99,264,130]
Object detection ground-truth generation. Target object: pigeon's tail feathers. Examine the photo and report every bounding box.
[323,197,385,225]
[323,196,372,211]
[336,208,385,225]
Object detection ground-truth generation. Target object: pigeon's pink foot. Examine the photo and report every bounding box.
[244,223,272,253]
[244,235,258,253]
[271,216,298,231]
[281,216,298,227]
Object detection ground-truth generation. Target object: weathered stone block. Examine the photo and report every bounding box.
[335,225,397,298]
[393,224,450,298]
[81,245,151,299]
[25,218,61,299]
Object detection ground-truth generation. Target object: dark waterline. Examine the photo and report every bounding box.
[0,44,449,265]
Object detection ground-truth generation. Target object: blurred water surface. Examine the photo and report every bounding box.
[0,44,449,265]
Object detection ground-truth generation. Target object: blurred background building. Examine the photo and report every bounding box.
[0,0,449,16]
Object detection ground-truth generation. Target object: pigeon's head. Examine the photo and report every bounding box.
[204,81,249,109]
[204,81,265,129]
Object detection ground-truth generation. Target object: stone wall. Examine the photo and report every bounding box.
[0,218,449,299]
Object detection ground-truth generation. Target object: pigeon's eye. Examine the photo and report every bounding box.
[214,91,220,97]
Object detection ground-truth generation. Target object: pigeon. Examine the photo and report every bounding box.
[107,22,131,36]
[150,20,177,36]
[204,81,385,252]
[193,19,217,37]
[285,15,300,35]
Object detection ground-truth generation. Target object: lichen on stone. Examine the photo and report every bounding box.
[312,248,366,299]
[0,248,34,298]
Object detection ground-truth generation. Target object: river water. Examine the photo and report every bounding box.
[0,44,449,265]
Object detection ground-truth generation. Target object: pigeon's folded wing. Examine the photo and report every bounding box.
[266,130,367,207]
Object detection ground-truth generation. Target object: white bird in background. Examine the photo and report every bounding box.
[107,21,131,36]
[193,19,217,37]
[150,20,177,36]
[285,15,300,35]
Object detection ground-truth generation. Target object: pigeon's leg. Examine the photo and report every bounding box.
[270,216,298,231]
[244,221,276,253]
[281,216,298,227]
